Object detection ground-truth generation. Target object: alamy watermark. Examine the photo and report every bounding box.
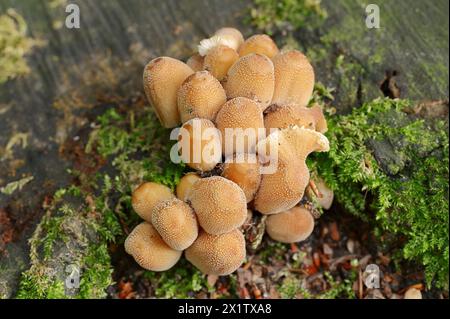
[365,4,380,29]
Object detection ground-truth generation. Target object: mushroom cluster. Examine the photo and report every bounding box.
[126,27,332,276]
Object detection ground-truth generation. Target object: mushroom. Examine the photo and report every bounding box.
[404,287,422,299]
[215,97,265,156]
[143,57,194,128]
[203,45,239,81]
[265,206,315,243]
[177,71,227,122]
[214,27,244,49]
[224,53,275,111]
[187,176,247,235]
[271,50,315,108]
[186,53,204,72]
[132,182,175,222]
[151,198,199,250]
[124,222,182,271]
[185,229,246,275]
[176,172,201,201]
[178,118,222,172]
[238,34,279,59]
[307,177,334,210]
[222,153,261,203]
[264,104,327,134]
[254,126,330,214]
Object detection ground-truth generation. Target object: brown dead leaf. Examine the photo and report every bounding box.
[329,222,340,241]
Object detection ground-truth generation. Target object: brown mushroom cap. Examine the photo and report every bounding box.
[254,126,329,214]
[124,222,182,271]
[222,154,261,203]
[186,53,204,72]
[178,118,222,172]
[214,27,244,49]
[187,176,247,235]
[131,182,175,222]
[143,57,194,128]
[177,71,227,122]
[264,104,327,134]
[185,229,246,275]
[224,53,275,111]
[176,172,201,201]
[238,34,279,59]
[151,198,199,250]
[215,97,265,156]
[271,50,315,108]
[204,45,239,81]
[265,206,315,243]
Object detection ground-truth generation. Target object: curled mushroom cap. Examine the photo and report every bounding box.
[177,71,227,122]
[178,118,222,172]
[265,206,315,243]
[238,34,279,59]
[176,172,201,201]
[185,229,246,275]
[215,97,265,156]
[264,104,327,134]
[271,50,315,108]
[222,153,261,203]
[132,182,175,222]
[204,45,239,81]
[224,53,275,111]
[187,176,247,235]
[124,222,182,271]
[143,57,194,128]
[151,198,198,250]
[186,53,204,72]
[214,27,244,49]
[254,126,329,214]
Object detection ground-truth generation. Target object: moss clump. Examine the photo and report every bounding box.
[309,97,449,288]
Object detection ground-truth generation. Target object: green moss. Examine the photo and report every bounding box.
[310,97,449,288]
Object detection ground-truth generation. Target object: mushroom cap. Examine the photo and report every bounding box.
[124,222,182,271]
[254,126,329,214]
[187,176,247,235]
[131,182,175,222]
[204,45,239,81]
[176,172,201,201]
[238,34,279,59]
[222,154,261,203]
[271,50,315,108]
[224,53,275,111]
[143,57,194,128]
[178,118,222,172]
[177,71,227,122]
[186,53,204,72]
[214,27,245,49]
[185,229,246,275]
[309,177,334,210]
[215,97,265,156]
[404,287,422,299]
[265,206,315,243]
[264,104,327,134]
[151,198,199,250]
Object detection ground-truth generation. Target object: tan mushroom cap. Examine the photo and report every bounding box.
[225,53,275,111]
[176,172,201,201]
[204,45,239,81]
[187,176,247,235]
[151,198,199,250]
[185,229,246,275]
[271,50,315,108]
[124,222,182,271]
[404,287,422,299]
[264,104,327,134]
[238,34,279,59]
[215,97,265,156]
[143,57,194,128]
[308,177,334,210]
[131,182,175,222]
[177,71,227,122]
[265,206,315,243]
[186,53,204,72]
[222,153,261,203]
[214,27,245,49]
[178,118,222,172]
[254,126,329,214]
